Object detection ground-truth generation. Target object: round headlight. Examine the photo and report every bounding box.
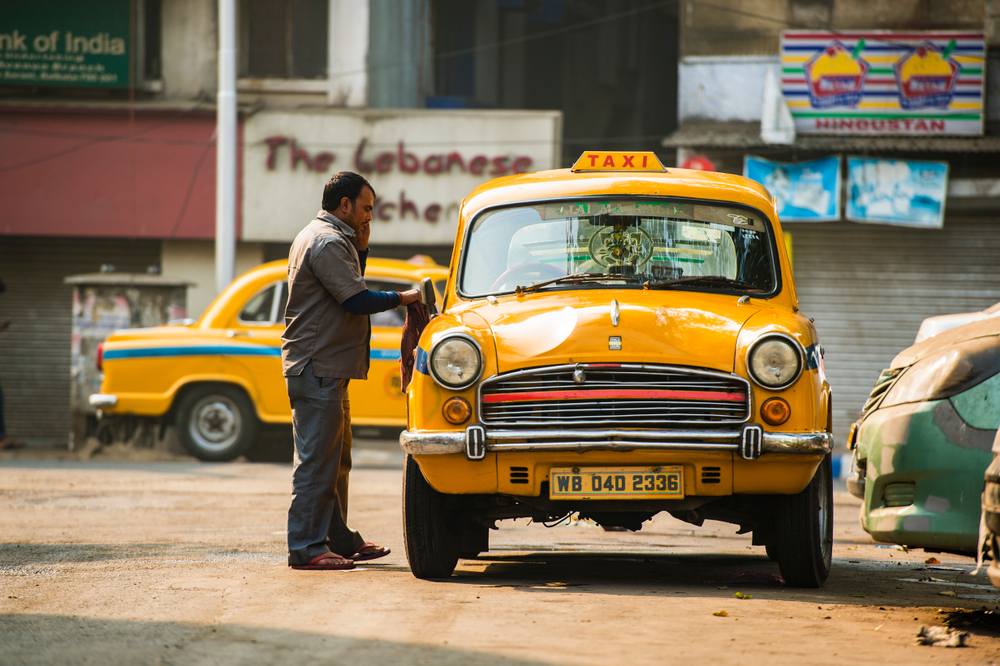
[430,336,482,389]
[748,336,803,389]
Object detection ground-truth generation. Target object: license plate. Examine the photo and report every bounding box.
[549,466,684,500]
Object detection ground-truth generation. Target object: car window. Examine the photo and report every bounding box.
[367,278,412,327]
[239,281,285,325]
[460,199,777,297]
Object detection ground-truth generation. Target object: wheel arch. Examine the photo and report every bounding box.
[166,377,261,425]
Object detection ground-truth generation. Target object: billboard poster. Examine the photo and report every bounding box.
[743,155,842,222]
[846,157,948,228]
[781,31,985,136]
[0,0,131,88]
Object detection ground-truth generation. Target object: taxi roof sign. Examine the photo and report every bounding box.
[571,151,666,173]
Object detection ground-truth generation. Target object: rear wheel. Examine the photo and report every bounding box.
[775,454,833,587]
[176,385,259,461]
[403,454,461,578]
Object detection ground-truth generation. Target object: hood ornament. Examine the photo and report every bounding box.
[572,366,587,384]
[611,299,620,327]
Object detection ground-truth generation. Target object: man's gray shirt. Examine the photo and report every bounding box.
[281,211,370,379]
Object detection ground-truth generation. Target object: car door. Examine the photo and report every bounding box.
[232,279,289,420]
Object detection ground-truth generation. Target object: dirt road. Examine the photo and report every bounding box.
[2,454,999,665]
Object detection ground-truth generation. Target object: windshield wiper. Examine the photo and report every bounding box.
[514,272,643,295]
[643,275,763,292]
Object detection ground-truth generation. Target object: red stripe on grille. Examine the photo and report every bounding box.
[482,389,746,403]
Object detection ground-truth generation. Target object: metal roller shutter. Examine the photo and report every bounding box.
[786,217,1000,452]
[0,238,161,447]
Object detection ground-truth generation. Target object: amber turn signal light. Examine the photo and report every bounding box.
[443,397,472,425]
[760,398,791,426]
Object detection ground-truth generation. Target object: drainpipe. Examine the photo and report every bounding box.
[215,0,237,294]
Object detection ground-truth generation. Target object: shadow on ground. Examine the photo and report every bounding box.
[0,614,553,666]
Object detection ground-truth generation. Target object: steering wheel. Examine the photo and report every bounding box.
[490,263,567,292]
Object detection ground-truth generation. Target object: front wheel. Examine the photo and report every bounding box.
[175,385,259,461]
[403,455,461,578]
[774,454,833,587]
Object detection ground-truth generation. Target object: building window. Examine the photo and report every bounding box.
[239,0,328,79]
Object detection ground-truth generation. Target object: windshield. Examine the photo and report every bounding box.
[460,199,778,296]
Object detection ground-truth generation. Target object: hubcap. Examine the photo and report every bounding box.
[188,395,242,452]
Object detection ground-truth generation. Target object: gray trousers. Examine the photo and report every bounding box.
[286,360,365,565]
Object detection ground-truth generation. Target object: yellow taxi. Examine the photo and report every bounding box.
[401,152,833,587]
[90,257,448,461]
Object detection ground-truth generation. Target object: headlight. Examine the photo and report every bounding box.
[429,335,483,390]
[747,335,804,389]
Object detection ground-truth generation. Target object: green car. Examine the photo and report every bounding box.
[848,317,1000,555]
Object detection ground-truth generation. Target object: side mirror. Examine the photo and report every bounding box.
[419,277,439,316]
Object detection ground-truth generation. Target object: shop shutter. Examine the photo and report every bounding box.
[786,217,1000,452]
[0,238,161,447]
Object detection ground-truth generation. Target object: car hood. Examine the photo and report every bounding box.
[462,290,762,374]
[892,315,1000,369]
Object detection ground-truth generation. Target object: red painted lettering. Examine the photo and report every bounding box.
[603,155,615,167]
[889,120,900,132]
[424,203,441,222]
[490,156,509,176]
[914,120,928,132]
[290,139,313,171]
[469,155,488,175]
[398,141,419,173]
[642,155,647,168]
[377,202,396,221]
[445,152,465,172]
[314,152,335,172]
[588,154,599,167]
[621,155,634,168]
[902,119,913,130]
[423,154,443,174]
[512,156,533,174]
[399,191,419,219]
[354,138,374,172]
[931,120,945,132]
[264,136,287,170]
[375,152,395,173]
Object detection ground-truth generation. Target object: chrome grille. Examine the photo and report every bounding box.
[479,364,750,427]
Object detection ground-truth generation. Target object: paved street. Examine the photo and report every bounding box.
[2,451,1000,665]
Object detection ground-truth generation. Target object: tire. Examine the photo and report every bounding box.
[403,454,461,578]
[775,453,833,588]
[765,541,778,561]
[459,521,490,559]
[175,385,259,461]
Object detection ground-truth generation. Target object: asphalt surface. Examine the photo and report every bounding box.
[2,441,1000,665]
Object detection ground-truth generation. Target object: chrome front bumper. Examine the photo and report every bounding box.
[399,427,834,460]
[88,394,118,408]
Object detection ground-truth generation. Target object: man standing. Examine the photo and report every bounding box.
[282,171,419,570]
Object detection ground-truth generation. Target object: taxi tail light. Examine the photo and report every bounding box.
[96,343,104,372]
[761,398,791,426]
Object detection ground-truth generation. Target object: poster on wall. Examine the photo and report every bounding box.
[846,157,949,228]
[743,155,841,222]
[0,0,131,87]
[781,31,985,135]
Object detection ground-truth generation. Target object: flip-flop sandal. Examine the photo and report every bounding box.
[290,552,355,570]
[348,542,391,562]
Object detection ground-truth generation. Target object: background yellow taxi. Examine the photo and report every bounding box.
[91,257,447,461]
[401,152,833,587]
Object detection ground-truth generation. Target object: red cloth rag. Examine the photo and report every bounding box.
[399,301,430,391]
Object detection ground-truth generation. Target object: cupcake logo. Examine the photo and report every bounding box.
[804,40,869,108]
[894,40,961,109]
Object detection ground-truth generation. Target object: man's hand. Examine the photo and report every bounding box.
[357,221,371,251]
[398,289,421,306]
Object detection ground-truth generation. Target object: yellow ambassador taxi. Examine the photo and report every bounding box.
[401,152,833,587]
[91,257,448,461]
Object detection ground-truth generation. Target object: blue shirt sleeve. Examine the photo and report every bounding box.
[342,289,402,315]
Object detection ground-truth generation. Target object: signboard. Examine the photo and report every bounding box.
[0,0,131,87]
[744,155,841,222]
[242,109,562,244]
[781,31,985,135]
[846,157,948,228]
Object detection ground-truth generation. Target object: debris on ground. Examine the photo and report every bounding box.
[939,590,957,597]
[713,610,728,617]
[940,608,1000,635]
[915,625,967,647]
[723,569,784,585]
[925,557,940,564]
[734,592,752,600]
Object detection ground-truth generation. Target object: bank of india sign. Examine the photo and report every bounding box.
[0,0,131,88]
[242,110,562,245]
[781,31,985,135]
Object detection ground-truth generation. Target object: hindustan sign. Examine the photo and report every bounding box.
[242,109,562,245]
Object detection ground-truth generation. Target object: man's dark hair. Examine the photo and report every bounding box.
[322,171,375,212]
